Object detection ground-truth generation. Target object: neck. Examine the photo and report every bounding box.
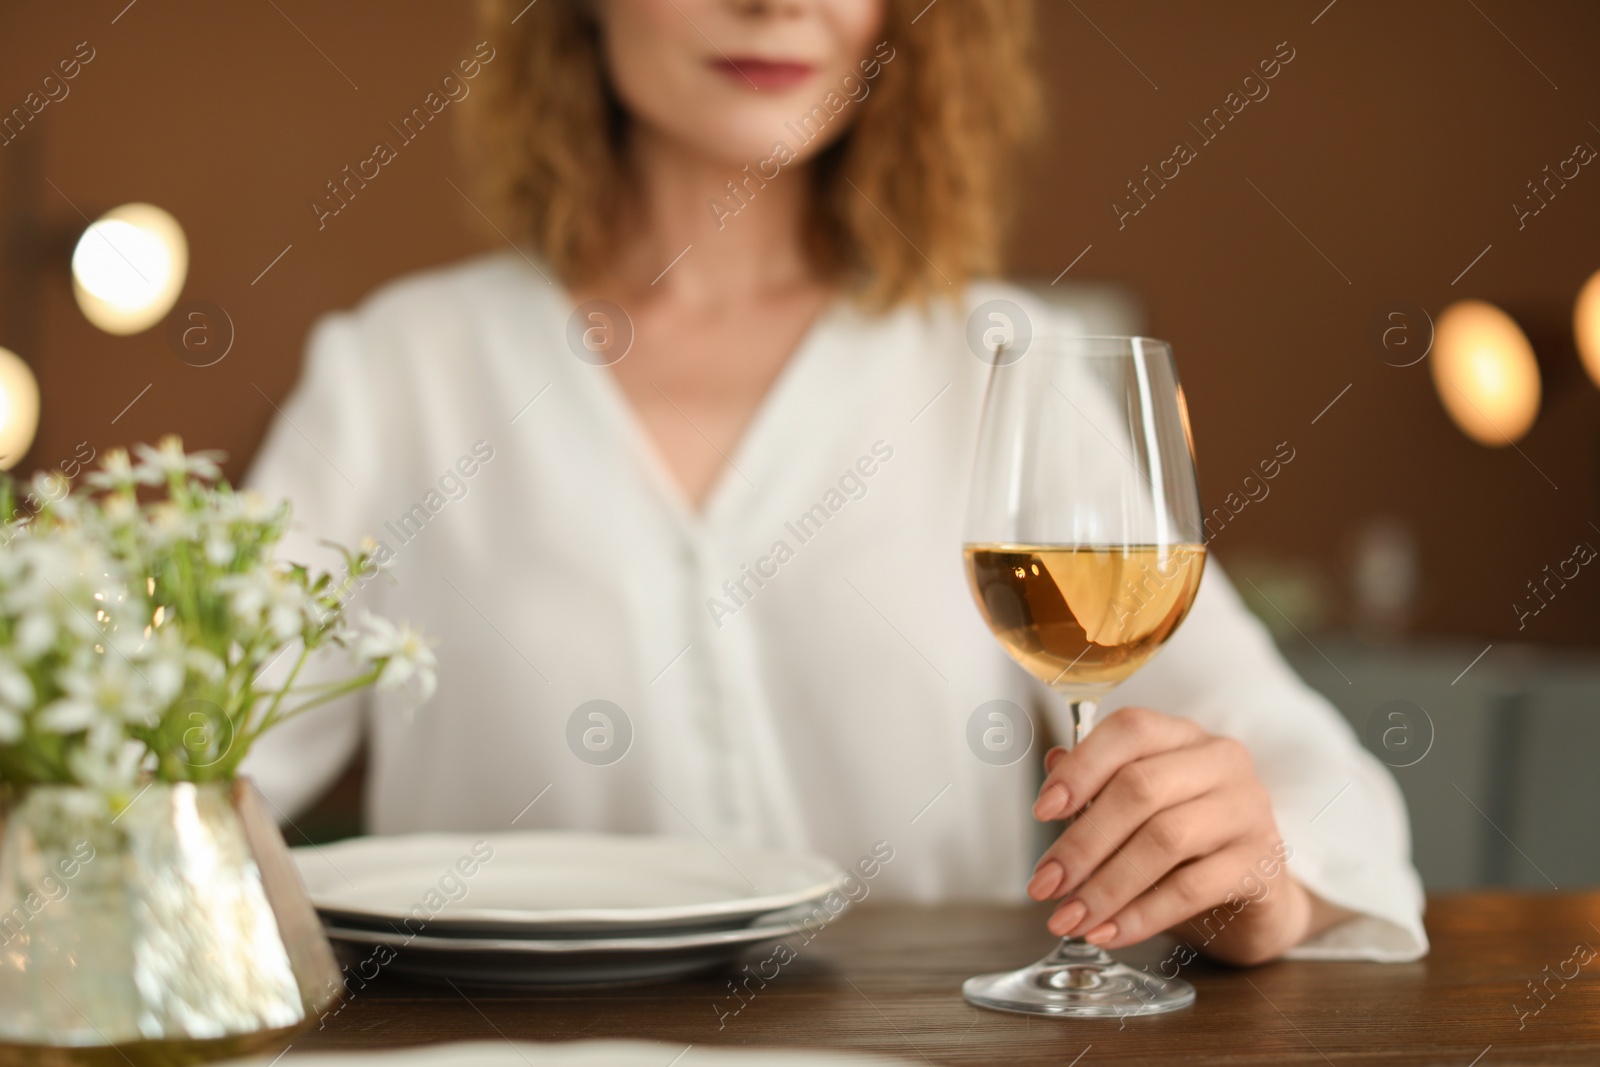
[600,125,821,304]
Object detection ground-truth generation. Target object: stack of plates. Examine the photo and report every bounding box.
[292,832,844,987]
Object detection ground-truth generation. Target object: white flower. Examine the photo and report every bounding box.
[0,652,36,741]
[28,471,75,517]
[13,611,57,661]
[101,492,140,525]
[218,570,308,641]
[0,654,36,712]
[66,739,145,801]
[204,529,236,566]
[86,447,163,491]
[0,436,432,794]
[147,666,183,710]
[41,655,162,736]
[38,695,97,733]
[104,616,157,663]
[133,436,225,483]
[216,488,278,525]
[141,502,199,548]
[354,613,438,701]
[185,646,225,683]
[8,534,114,607]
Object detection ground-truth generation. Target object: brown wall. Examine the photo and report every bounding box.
[1,1,1597,647]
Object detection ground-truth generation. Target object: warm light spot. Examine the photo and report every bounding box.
[0,348,39,471]
[1175,383,1197,463]
[1431,300,1541,447]
[71,203,188,335]
[1575,270,1600,390]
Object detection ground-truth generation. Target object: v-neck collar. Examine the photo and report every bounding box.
[550,281,846,535]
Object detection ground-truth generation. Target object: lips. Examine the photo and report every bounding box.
[711,57,816,90]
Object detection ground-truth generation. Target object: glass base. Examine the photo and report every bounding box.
[963,938,1195,1018]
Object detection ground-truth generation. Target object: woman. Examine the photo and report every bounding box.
[245,0,1426,966]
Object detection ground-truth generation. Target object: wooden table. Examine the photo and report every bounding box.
[296,893,1600,1065]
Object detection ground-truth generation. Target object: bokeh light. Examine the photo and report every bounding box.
[0,348,41,471]
[1574,270,1600,391]
[1431,300,1541,447]
[71,203,188,335]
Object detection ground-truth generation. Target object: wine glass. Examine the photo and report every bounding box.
[962,333,1206,1017]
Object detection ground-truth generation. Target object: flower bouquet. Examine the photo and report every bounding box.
[0,437,434,1063]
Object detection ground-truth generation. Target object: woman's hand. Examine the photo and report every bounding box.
[1026,705,1349,965]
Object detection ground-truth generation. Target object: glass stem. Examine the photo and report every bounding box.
[1066,698,1097,747]
[1052,697,1112,965]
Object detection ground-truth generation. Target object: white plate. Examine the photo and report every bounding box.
[293,832,844,936]
[320,907,814,987]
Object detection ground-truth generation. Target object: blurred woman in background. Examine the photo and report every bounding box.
[245,0,1425,965]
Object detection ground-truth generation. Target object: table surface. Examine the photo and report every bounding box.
[296,892,1600,1066]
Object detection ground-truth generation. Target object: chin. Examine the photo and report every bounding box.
[740,109,845,157]
[670,122,813,169]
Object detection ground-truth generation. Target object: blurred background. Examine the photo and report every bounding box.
[1,1,1596,888]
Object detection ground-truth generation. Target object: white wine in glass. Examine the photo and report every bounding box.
[964,545,1205,690]
[962,334,1206,1017]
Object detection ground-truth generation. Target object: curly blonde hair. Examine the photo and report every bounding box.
[463,0,1040,307]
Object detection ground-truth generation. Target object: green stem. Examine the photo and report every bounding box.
[252,643,311,738]
[267,667,382,727]
[278,676,374,694]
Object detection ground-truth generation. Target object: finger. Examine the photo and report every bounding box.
[1046,791,1253,936]
[1074,842,1278,950]
[1028,738,1249,900]
[1033,706,1207,821]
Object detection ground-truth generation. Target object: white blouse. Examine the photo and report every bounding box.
[243,252,1427,961]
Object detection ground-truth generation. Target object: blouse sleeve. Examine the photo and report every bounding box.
[238,313,385,822]
[1044,560,1429,962]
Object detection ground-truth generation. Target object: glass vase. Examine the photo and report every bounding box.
[0,778,342,1066]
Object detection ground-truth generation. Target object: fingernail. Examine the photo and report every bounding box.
[1027,861,1064,900]
[1032,783,1069,821]
[1083,921,1118,945]
[1043,746,1067,772]
[1048,899,1088,936]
